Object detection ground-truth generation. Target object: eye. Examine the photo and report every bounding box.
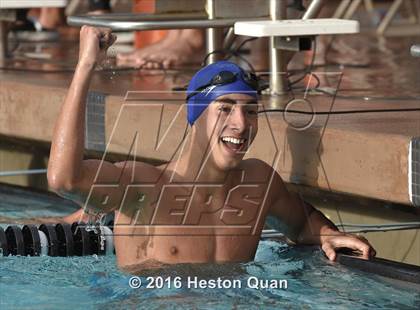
[246,107,258,116]
[219,105,232,113]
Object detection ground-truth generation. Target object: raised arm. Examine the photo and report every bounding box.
[47,26,127,212]
[268,172,376,261]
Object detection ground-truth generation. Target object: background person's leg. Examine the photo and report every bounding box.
[117,29,204,69]
[38,7,66,29]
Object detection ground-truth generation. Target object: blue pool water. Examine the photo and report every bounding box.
[0,185,419,309]
[1,242,419,309]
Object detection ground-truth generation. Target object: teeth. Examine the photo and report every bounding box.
[221,137,245,145]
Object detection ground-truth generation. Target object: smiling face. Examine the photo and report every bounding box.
[192,93,259,171]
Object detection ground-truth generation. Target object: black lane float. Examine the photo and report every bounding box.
[0,222,114,257]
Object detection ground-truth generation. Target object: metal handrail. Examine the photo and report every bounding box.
[67,15,267,31]
[0,169,47,177]
[302,0,325,19]
[78,12,208,21]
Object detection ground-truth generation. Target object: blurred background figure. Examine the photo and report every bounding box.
[116,0,205,69]
[10,0,112,41]
[116,28,204,69]
[11,7,65,41]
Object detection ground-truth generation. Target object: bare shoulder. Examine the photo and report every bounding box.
[114,160,162,183]
[241,158,272,169]
[240,158,286,195]
[240,158,275,179]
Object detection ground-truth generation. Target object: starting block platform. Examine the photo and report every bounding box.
[0,1,67,9]
[234,18,359,37]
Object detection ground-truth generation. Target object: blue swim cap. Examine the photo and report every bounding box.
[186,61,258,125]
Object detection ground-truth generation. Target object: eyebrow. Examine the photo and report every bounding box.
[215,98,258,105]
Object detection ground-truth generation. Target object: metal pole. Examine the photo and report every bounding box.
[0,21,8,62]
[343,0,363,19]
[333,0,351,18]
[302,0,325,19]
[269,0,288,95]
[404,0,417,23]
[377,0,403,35]
[206,0,224,64]
[222,27,235,50]
[67,15,265,30]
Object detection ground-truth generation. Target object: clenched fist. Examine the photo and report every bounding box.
[78,26,116,68]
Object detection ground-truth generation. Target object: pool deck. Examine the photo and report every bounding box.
[0,34,419,206]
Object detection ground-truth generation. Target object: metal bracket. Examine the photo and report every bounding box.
[274,35,313,52]
[85,91,106,152]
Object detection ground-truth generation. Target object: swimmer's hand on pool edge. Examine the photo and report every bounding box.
[78,26,116,69]
[319,231,377,261]
[269,188,376,262]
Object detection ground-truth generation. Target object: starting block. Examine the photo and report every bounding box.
[234,18,359,37]
[234,18,360,94]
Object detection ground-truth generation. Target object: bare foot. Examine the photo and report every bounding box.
[117,29,204,69]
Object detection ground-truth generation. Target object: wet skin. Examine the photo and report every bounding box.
[112,158,276,269]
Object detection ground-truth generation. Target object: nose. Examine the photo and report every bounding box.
[228,106,247,133]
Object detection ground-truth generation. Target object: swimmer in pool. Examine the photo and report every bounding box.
[47,27,376,271]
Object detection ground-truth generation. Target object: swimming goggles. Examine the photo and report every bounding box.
[186,70,260,101]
